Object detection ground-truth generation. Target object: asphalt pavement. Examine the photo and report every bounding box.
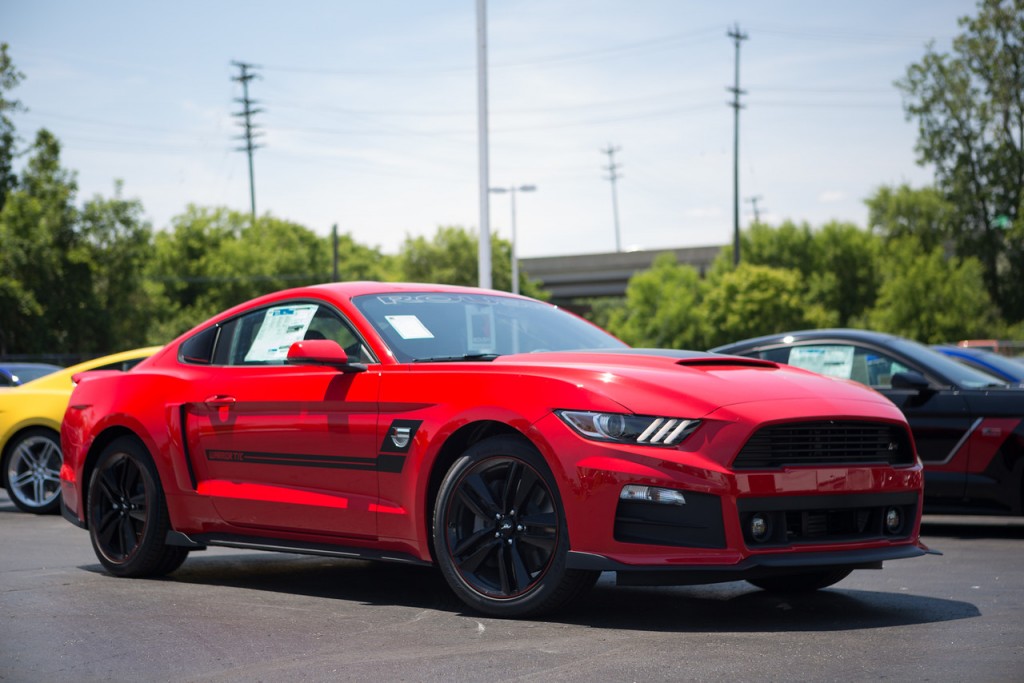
[1,489,1022,682]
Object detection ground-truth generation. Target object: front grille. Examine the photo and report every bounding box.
[733,421,914,469]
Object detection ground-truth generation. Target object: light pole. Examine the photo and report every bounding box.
[489,184,536,295]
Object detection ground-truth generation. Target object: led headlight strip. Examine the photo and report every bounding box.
[557,410,700,447]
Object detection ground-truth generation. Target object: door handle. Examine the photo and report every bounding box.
[204,395,237,407]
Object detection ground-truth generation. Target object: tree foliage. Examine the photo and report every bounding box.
[896,0,1024,319]
[700,264,832,349]
[143,206,392,343]
[864,237,999,343]
[396,225,545,298]
[0,42,25,212]
[865,184,957,251]
[605,253,704,349]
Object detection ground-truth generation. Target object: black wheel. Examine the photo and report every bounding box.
[87,436,188,577]
[433,435,598,618]
[2,428,63,514]
[747,568,853,593]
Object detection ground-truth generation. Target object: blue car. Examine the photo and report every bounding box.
[0,363,62,387]
[932,345,1024,385]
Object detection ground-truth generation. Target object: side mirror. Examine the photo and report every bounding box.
[286,339,366,372]
[891,370,931,392]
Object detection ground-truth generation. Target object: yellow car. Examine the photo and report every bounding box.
[0,347,161,514]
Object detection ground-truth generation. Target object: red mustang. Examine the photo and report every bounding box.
[61,282,932,617]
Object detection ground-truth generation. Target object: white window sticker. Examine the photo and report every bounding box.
[466,304,495,352]
[386,315,435,340]
[244,304,318,362]
[789,346,854,380]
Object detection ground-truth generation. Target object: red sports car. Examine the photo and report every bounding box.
[60,282,933,617]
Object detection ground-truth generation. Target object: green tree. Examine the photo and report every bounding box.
[397,225,545,298]
[144,206,391,343]
[807,222,880,326]
[605,253,704,349]
[896,0,1024,319]
[77,182,154,350]
[864,237,999,342]
[865,184,957,251]
[709,220,879,327]
[700,264,833,348]
[0,42,25,212]
[0,129,86,354]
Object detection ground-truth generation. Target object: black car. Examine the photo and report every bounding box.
[712,329,1024,516]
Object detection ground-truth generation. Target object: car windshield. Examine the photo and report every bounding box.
[948,348,1024,381]
[353,292,627,363]
[890,337,1009,388]
[5,364,61,385]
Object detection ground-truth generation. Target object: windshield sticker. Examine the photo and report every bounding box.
[386,315,435,340]
[789,346,854,380]
[244,304,318,362]
[466,305,495,352]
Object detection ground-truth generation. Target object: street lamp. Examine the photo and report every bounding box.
[489,184,536,295]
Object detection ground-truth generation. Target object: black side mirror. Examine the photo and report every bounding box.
[891,370,931,392]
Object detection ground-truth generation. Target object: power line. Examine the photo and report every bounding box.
[231,60,263,227]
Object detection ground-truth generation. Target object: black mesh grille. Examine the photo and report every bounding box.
[733,421,914,469]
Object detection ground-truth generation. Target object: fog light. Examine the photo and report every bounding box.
[750,513,772,543]
[885,507,902,533]
[620,485,686,506]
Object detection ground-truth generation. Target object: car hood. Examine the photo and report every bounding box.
[493,349,895,418]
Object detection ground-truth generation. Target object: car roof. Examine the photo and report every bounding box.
[711,328,903,352]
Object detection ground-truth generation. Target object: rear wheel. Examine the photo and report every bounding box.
[2,428,63,514]
[87,436,188,577]
[433,436,598,617]
[747,568,853,593]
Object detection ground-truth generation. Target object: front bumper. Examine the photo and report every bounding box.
[568,543,937,586]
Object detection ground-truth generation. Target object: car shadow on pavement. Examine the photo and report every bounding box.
[80,551,979,633]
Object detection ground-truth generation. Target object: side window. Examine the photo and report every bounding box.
[785,344,909,389]
[180,326,218,364]
[189,302,373,367]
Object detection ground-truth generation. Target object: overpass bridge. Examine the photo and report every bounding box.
[520,244,722,304]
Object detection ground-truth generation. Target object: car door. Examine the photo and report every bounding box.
[757,342,973,501]
[181,301,381,540]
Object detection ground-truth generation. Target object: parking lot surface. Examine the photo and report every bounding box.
[1,490,1022,682]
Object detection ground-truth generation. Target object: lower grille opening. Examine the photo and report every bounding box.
[737,492,917,548]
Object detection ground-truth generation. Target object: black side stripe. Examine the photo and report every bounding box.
[206,449,406,472]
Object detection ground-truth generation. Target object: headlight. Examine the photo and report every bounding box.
[556,410,700,446]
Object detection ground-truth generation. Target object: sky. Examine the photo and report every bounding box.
[3,1,973,258]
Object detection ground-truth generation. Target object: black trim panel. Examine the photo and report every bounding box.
[167,531,430,566]
[205,449,405,472]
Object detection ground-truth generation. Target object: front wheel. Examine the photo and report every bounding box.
[433,435,598,618]
[87,436,188,577]
[747,568,853,593]
[3,428,63,514]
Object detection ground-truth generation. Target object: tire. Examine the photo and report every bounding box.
[747,568,853,593]
[432,435,598,618]
[87,436,188,577]
[2,428,63,514]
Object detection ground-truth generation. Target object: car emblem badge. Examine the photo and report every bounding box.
[390,426,412,449]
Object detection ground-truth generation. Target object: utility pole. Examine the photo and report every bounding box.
[727,24,748,266]
[746,195,763,224]
[601,144,623,252]
[231,60,263,228]
[332,224,339,281]
[475,0,493,289]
